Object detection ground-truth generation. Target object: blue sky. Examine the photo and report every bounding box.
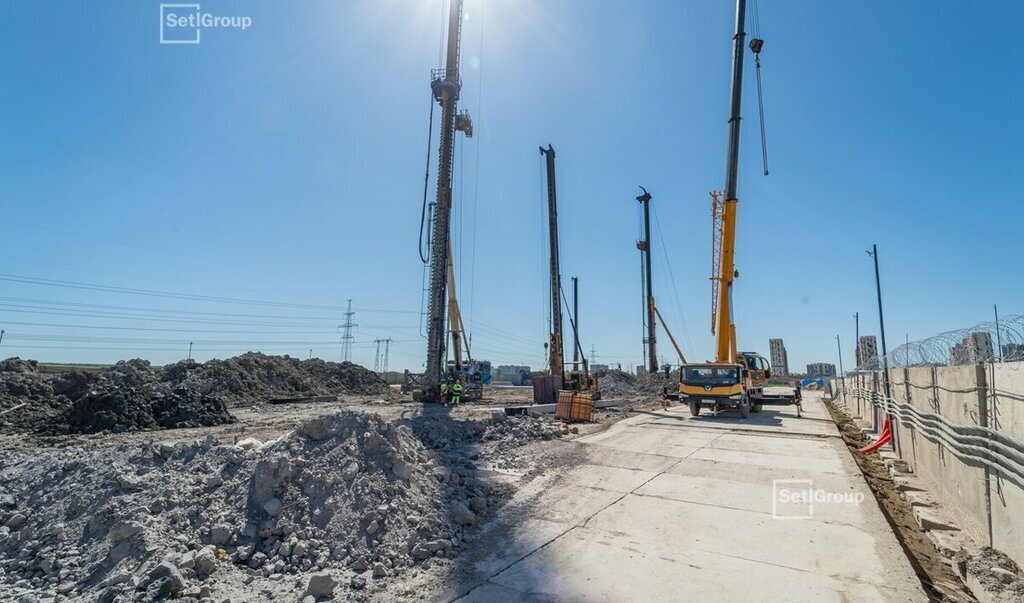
[0,0,1021,373]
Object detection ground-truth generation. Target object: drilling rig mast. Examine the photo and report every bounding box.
[539,145,564,381]
[421,0,473,402]
[636,187,657,374]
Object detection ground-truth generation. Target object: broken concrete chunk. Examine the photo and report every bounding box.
[987,567,1016,584]
[5,513,27,529]
[194,546,218,575]
[248,552,268,569]
[108,522,142,542]
[913,507,960,532]
[263,497,283,516]
[235,437,262,450]
[145,561,185,597]
[305,572,337,597]
[451,502,476,526]
[177,550,196,570]
[209,524,232,546]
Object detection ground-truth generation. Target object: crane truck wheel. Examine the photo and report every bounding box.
[752,402,763,413]
[689,402,701,417]
[739,398,750,419]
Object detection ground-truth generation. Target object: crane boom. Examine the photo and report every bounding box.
[713,0,747,365]
[679,0,801,419]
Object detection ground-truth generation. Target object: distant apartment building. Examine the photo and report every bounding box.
[494,365,531,385]
[768,338,789,376]
[1002,344,1024,361]
[856,336,879,369]
[806,363,837,377]
[948,332,994,366]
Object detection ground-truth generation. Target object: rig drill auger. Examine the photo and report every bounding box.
[416,0,475,404]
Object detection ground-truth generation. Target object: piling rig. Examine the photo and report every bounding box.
[537,145,599,408]
[418,0,473,403]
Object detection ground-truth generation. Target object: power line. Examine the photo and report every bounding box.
[0,321,339,335]
[0,274,347,311]
[0,274,419,315]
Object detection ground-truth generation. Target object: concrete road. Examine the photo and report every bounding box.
[451,392,927,602]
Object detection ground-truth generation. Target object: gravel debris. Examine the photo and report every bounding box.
[0,408,563,601]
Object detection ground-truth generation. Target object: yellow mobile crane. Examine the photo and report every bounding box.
[678,0,800,418]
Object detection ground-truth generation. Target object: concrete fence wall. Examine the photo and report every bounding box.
[830,362,1024,566]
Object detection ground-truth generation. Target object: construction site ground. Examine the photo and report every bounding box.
[1,384,956,602]
[446,390,928,601]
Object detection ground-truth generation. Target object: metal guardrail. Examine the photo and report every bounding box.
[430,68,461,87]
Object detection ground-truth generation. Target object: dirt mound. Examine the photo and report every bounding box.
[0,409,561,601]
[1,353,389,435]
[0,358,74,435]
[161,353,390,405]
[0,358,38,374]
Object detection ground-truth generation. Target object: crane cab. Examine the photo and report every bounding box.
[678,363,749,417]
[738,352,772,385]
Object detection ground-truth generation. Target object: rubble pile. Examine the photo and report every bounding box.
[597,370,636,396]
[0,409,561,602]
[598,370,667,397]
[0,359,69,435]
[956,548,1024,601]
[160,353,390,406]
[0,353,389,435]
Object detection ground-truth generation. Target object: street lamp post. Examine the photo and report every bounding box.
[867,244,896,453]
[836,334,845,404]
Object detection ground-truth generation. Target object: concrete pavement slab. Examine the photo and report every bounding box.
[486,525,904,602]
[688,445,844,473]
[555,463,659,494]
[452,393,928,602]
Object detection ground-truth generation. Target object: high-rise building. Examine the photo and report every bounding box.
[768,338,789,376]
[1001,343,1024,361]
[949,342,969,366]
[967,332,994,363]
[948,332,994,366]
[856,336,879,369]
[807,362,837,377]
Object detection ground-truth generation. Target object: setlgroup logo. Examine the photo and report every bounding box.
[160,4,253,45]
[772,479,865,519]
